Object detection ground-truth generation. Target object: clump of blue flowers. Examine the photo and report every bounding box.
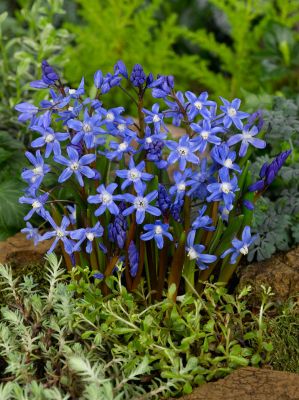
[16,61,290,300]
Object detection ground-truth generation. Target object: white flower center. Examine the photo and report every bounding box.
[134,196,148,210]
[201,130,209,140]
[68,106,74,111]
[129,169,141,181]
[228,107,237,117]
[177,183,186,192]
[223,208,230,215]
[86,232,94,241]
[70,162,79,171]
[117,123,125,131]
[33,166,43,175]
[56,229,64,238]
[83,123,92,132]
[118,142,128,151]
[146,137,153,144]
[224,159,233,168]
[155,225,163,235]
[106,112,115,122]
[45,134,55,143]
[242,132,252,140]
[194,101,202,110]
[153,114,160,123]
[101,192,112,204]
[187,247,199,260]
[32,200,41,209]
[177,146,189,157]
[221,183,231,194]
[240,245,248,255]
[68,89,76,95]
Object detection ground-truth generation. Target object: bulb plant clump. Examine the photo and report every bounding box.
[16,60,291,300]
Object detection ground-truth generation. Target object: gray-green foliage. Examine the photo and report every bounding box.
[0,0,71,239]
[248,96,299,261]
[0,255,274,399]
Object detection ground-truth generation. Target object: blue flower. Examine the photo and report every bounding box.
[207,168,239,210]
[116,157,153,192]
[141,221,173,249]
[108,202,128,249]
[101,72,122,93]
[40,215,74,255]
[114,60,128,78]
[248,150,291,192]
[192,205,215,231]
[128,241,139,277]
[30,60,59,89]
[149,74,174,98]
[88,183,123,216]
[185,91,216,120]
[220,97,249,130]
[71,222,104,253]
[166,135,199,171]
[15,102,39,122]
[186,230,217,270]
[19,192,49,221]
[170,197,184,222]
[21,150,51,189]
[122,189,161,224]
[31,120,69,158]
[221,226,258,264]
[21,222,40,246]
[66,205,76,225]
[227,124,266,157]
[143,103,167,133]
[54,147,96,187]
[211,144,241,173]
[105,139,135,161]
[68,109,105,149]
[169,169,192,201]
[190,120,223,152]
[164,91,186,126]
[157,184,172,216]
[130,64,146,87]
[187,158,215,200]
[97,106,125,130]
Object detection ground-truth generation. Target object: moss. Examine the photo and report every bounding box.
[267,298,299,373]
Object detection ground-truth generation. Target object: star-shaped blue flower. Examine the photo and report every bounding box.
[54,147,96,187]
[40,215,74,255]
[68,109,105,149]
[166,135,199,171]
[211,144,241,173]
[71,222,104,253]
[190,120,223,152]
[207,168,239,210]
[186,230,217,270]
[88,183,123,216]
[185,91,216,120]
[140,221,173,249]
[116,157,153,192]
[122,189,161,224]
[220,97,249,130]
[227,124,266,157]
[221,226,258,264]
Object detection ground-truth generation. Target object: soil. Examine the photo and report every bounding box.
[238,245,299,304]
[176,367,299,400]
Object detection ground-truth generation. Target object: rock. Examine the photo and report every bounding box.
[0,232,51,267]
[238,246,299,303]
[177,367,299,400]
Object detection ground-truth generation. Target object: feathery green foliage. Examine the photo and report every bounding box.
[0,255,275,399]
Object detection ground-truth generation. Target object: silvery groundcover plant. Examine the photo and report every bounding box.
[16,60,291,300]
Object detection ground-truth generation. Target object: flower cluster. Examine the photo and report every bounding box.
[16,60,290,298]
